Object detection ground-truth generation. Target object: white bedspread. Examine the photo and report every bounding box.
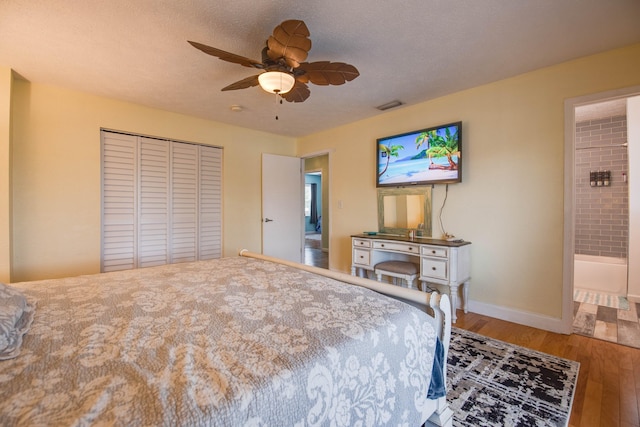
[0,256,440,426]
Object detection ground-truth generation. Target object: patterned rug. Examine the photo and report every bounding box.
[573,288,629,310]
[447,328,579,427]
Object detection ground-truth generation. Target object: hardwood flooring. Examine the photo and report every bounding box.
[455,311,640,427]
[304,246,328,269]
[304,235,328,269]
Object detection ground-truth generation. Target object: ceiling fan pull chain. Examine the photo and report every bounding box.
[274,91,280,120]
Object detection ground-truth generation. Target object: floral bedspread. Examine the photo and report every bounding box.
[0,256,440,426]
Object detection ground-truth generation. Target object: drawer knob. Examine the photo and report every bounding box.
[409,247,413,251]
[432,267,436,271]
[381,244,385,247]
[360,255,364,259]
[432,250,436,254]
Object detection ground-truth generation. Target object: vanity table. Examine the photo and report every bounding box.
[351,234,471,322]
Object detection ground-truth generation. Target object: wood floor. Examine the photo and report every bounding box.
[304,237,328,269]
[455,311,640,427]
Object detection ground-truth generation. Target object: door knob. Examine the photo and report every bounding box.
[264,218,274,222]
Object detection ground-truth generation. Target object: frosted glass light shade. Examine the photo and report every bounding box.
[258,71,295,94]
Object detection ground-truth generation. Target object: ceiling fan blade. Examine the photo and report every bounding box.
[188,41,263,69]
[221,74,261,91]
[281,81,310,103]
[298,61,360,85]
[267,20,312,68]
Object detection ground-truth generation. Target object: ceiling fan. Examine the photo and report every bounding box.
[188,19,359,103]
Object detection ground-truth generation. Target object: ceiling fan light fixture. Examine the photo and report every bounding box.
[258,71,295,94]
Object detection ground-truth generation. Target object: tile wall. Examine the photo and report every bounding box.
[575,115,628,258]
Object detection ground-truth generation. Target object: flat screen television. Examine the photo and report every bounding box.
[376,121,462,187]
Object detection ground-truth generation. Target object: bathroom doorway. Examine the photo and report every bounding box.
[573,99,629,298]
[564,87,640,346]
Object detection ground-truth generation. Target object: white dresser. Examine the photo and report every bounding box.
[351,234,471,322]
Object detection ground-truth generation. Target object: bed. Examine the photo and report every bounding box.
[0,250,453,426]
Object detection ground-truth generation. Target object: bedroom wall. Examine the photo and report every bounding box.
[10,81,295,282]
[296,43,640,324]
[0,67,12,283]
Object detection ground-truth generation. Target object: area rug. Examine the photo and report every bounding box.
[573,288,629,310]
[447,328,579,427]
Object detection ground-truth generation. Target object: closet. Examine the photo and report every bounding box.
[101,130,222,272]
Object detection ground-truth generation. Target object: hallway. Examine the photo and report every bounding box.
[304,234,328,269]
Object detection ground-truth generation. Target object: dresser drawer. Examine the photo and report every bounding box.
[421,257,448,280]
[421,246,448,258]
[353,238,372,248]
[373,241,419,254]
[353,248,371,266]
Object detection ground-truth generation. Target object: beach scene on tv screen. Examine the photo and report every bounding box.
[378,124,460,185]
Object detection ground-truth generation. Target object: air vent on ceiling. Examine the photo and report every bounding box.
[376,100,404,111]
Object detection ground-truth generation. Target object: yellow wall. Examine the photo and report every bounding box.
[11,81,295,282]
[297,43,640,319]
[0,67,12,282]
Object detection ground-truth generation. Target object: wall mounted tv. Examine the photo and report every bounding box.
[377,121,462,187]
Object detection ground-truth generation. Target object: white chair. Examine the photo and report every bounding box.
[374,261,420,289]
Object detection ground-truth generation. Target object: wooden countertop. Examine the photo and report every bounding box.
[352,233,471,247]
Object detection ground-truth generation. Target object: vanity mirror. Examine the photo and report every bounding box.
[377,187,432,237]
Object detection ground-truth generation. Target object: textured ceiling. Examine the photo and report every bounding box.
[1,0,640,137]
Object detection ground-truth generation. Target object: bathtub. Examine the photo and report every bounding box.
[574,254,628,296]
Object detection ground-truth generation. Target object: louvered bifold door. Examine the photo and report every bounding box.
[138,137,170,268]
[102,130,222,272]
[171,142,199,263]
[199,145,222,259]
[102,133,138,272]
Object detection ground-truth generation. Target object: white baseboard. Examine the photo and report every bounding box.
[466,299,569,335]
[627,294,640,303]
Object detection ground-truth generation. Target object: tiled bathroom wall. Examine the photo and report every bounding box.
[575,115,628,258]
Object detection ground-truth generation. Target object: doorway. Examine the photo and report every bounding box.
[563,86,640,345]
[303,153,329,269]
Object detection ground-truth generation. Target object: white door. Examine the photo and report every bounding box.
[262,153,303,262]
[101,130,223,273]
